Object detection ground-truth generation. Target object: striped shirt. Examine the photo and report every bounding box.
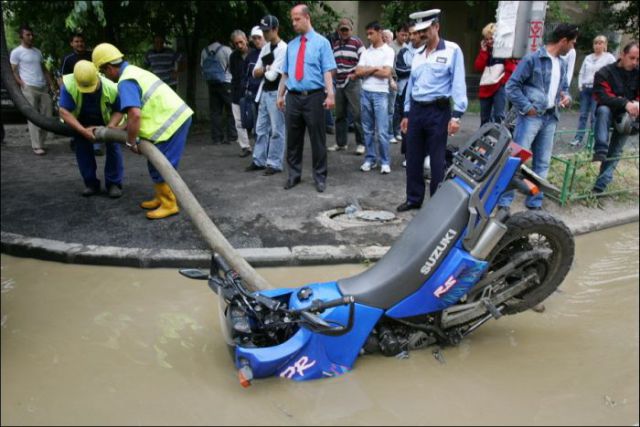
[332,36,365,88]
[144,47,182,87]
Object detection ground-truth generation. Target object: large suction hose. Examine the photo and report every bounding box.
[1,16,271,292]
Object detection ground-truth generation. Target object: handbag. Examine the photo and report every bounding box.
[479,63,505,86]
[239,93,256,130]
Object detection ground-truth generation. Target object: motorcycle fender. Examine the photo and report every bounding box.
[235,282,383,380]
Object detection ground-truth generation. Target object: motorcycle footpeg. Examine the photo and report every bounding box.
[481,298,503,319]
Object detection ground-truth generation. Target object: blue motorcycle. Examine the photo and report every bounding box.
[180,122,575,387]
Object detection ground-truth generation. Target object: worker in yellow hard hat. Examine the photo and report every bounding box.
[58,60,124,198]
[93,42,194,220]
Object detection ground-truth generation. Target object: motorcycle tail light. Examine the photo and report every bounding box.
[509,142,532,162]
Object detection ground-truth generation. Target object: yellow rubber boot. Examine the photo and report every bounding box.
[146,182,180,220]
[140,184,162,210]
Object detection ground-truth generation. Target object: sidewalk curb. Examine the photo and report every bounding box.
[1,210,637,268]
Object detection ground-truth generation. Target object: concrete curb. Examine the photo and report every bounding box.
[1,209,637,268]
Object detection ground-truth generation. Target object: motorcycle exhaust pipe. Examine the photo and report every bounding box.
[469,218,508,260]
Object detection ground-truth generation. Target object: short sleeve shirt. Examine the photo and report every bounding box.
[283,29,337,92]
[10,45,46,87]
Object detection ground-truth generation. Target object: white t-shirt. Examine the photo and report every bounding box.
[9,45,46,87]
[358,43,395,93]
[547,55,561,109]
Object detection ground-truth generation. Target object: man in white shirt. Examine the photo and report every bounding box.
[245,15,288,175]
[354,21,395,174]
[9,25,55,155]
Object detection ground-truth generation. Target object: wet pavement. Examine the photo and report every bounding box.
[1,223,638,425]
[1,112,638,267]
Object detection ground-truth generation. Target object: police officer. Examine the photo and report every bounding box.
[92,43,194,220]
[58,60,124,198]
[397,10,467,212]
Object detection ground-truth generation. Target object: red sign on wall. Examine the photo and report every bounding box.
[529,20,544,52]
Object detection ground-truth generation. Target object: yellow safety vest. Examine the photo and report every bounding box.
[119,64,193,143]
[62,74,119,125]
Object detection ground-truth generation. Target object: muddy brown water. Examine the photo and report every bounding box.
[1,223,638,426]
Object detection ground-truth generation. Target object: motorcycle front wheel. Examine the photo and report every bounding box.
[483,210,575,315]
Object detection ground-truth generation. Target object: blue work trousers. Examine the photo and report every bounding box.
[148,117,192,183]
[75,137,123,190]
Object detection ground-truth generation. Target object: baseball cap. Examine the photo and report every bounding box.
[338,18,353,31]
[259,15,279,31]
[250,26,264,38]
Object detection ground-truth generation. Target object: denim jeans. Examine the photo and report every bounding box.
[573,87,596,143]
[593,105,614,156]
[479,85,507,125]
[498,112,557,208]
[361,90,391,166]
[388,90,398,137]
[253,90,286,170]
[593,124,629,192]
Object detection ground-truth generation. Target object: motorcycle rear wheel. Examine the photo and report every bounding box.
[483,210,575,315]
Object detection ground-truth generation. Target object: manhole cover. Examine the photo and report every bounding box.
[355,210,396,222]
[317,205,401,231]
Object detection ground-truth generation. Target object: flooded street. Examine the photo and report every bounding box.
[1,223,638,426]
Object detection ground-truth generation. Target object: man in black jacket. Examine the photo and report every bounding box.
[592,41,639,193]
[230,30,255,157]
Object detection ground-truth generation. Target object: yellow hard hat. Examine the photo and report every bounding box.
[73,60,99,93]
[92,43,124,69]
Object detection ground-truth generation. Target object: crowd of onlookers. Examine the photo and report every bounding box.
[8,5,639,212]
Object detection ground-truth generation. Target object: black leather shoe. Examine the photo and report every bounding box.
[396,201,421,212]
[245,163,265,172]
[315,181,326,193]
[263,167,281,176]
[526,205,543,211]
[284,177,301,190]
[592,152,607,162]
[107,185,122,199]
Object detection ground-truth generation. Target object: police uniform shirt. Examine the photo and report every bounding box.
[403,38,468,118]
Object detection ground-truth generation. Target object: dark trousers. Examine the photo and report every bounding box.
[285,91,327,184]
[208,82,237,143]
[405,102,451,204]
[335,80,363,147]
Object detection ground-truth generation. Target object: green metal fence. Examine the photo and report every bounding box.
[547,129,639,206]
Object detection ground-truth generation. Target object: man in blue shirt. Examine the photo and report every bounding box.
[498,23,577,211]
[277,4,337,193]
[58,60,124,198]
[397,10,468,212]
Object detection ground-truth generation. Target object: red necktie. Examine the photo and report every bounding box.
[295,36,306,81]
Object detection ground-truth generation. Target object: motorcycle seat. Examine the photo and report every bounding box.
[338,179,470,309]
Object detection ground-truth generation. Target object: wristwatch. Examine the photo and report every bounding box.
[450,117,461,123]
[126,137,140,148]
